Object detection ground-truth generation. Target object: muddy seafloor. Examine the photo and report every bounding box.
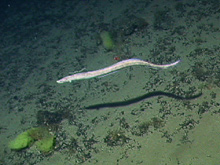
[0,0,220,164]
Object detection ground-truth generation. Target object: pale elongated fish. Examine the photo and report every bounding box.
[57,58,180,83]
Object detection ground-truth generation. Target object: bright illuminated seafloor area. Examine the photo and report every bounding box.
[0,0,220,164]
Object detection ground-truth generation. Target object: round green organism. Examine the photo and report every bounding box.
[9,127,55,153]
[28,127,55,152]
[9,131,33,150]
[35,136,55,152]
[100,31,115,50]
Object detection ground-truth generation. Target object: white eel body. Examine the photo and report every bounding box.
[57,58,180,83]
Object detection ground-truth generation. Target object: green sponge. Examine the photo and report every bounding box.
[9,127,55,152]
[100,31,115,50]
[9,131,33,150]
[35,136,55,152]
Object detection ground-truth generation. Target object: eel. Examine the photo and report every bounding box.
[57,58,180,83]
